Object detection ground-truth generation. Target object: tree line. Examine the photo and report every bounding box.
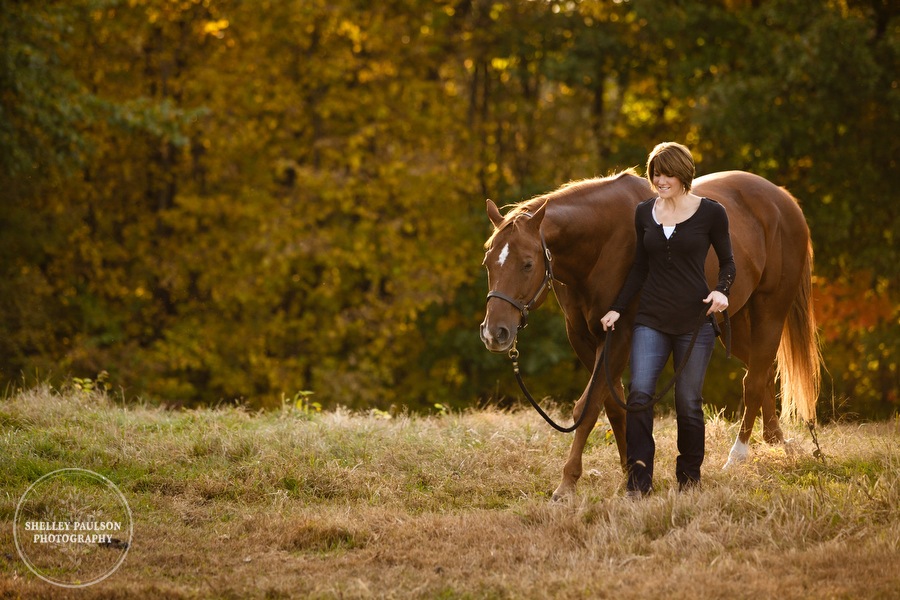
[1,0,897,417]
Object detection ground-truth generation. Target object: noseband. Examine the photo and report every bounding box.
[485,229,554,330]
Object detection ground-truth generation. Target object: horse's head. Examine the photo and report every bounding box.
[480,199,552,353]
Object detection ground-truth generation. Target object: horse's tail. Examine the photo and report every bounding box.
[777,239,822,423]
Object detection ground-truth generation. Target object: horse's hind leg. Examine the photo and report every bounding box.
[725,301,786,467]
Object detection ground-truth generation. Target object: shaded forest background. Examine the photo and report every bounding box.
[1,0,897,418]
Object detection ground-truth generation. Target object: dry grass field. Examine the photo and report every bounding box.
[2,385,899,599]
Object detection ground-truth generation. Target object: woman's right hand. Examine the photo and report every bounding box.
[600,310,620,331]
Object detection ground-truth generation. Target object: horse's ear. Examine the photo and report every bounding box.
[486,199,503,228]
[525,201,548,231]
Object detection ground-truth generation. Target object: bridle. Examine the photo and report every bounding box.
[485,223,596,434]
[485,227,555,331]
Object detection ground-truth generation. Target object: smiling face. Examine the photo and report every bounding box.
[652,172,684,200]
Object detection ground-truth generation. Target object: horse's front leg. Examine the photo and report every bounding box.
[605,381,627,470]
[602,338,630,472]
[552,381,602,501]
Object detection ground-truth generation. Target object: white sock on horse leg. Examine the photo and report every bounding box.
[723,437,750,469]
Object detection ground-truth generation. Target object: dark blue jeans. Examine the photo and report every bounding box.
[626,322,716,493]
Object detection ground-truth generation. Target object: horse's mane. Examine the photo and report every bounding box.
[484,168,640,249]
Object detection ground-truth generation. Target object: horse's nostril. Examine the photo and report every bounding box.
[497,327,510,344]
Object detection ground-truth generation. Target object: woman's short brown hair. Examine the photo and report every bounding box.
[646,142,696,192]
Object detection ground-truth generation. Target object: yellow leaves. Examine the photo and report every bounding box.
[623,94,657,127]
[490,57,515,83]
[358,60,398,84]
[337,19,365,53]
[490,57,511,71]
[202,19,229,39]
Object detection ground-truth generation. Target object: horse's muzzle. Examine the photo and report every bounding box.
[480,319,514,353]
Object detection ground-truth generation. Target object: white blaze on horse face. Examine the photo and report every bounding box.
[497,243,510,267]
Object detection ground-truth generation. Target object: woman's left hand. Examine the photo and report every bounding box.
[703,290,729,316]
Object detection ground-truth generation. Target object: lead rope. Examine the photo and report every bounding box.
[508,342,604,433]
[808,420,826,463]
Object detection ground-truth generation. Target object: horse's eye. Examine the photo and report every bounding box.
[523,260,534,272]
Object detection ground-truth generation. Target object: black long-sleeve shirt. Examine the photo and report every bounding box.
[610,197,736,335]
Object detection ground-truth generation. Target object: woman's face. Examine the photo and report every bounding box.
[652,172,683,199]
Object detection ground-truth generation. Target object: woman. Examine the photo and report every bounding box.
[600,142,735,497]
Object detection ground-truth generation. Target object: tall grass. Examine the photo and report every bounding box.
[1,384,899,598]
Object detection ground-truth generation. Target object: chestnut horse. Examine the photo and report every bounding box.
[480,170,820,500]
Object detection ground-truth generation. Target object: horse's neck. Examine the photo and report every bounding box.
[543,184,642,297]
[546,216,604,284]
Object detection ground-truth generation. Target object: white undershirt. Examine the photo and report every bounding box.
[653,205,676,239]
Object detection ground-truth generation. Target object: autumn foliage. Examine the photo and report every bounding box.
[1,0,897,416]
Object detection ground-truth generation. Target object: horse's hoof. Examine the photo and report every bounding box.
[763,430,785,445]
[722,456,743,470]
[550,490,569,503]
[723,438,750,470]
[551,484,576,502]
[783,437,800,456]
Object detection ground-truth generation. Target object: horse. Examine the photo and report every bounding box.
[479,170,821,500]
